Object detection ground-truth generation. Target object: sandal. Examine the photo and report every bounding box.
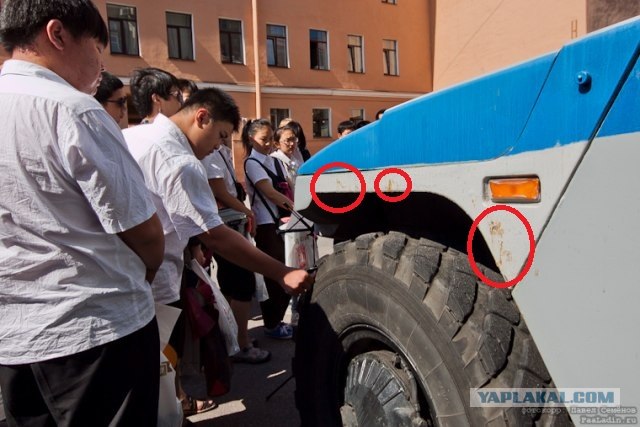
[230,345,271,364]
[181,395,217,416]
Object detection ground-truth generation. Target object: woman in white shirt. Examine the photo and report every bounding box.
[271,124,305,194]
[242,118,295,340]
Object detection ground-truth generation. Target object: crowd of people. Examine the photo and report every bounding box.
[0,0,393,425]
[0,0,314,425]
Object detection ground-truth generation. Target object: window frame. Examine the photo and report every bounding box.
[347,34,364,73]
[267,24,289,68]
[383,39,399,76]
[312,108,332,138]
[166,11,195,61]
[310,29,329,71]
[219,18,245,65]
[350,108,365,122]
[270,108,291,129]
[107,3,140,56]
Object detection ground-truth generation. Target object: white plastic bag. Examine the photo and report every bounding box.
[189,259,240,355]
[248,235,269,302]
[158,351,182,427]
[254,272,269,302]
[154,304,183,427]
[155,303,182,352]
[280,214,318,269]
[0,388,5,422]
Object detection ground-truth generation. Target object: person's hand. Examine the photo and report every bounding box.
[244,209,257,237]
[190,244,206,266]
[280,268,315,296]
[279,196,294,212]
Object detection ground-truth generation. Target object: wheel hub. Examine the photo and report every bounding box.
[341,350,428,427]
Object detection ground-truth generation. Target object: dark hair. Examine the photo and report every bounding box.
[355,119,371,129]
[282,120,311,161]
[130,67,179,117]
[94,71,124,104]
[179,87,241,132]
[241,118,272,157]
[337,120,356,135]
[274,126,286,144]
[177,78,198,96]
[0,0,108,54]
[375,108,386,120]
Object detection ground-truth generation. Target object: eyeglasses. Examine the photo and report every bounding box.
[282,137,299,144]
[104,97,127,107]
[169,90,184,104]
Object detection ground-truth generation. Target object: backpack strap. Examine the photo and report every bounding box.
[218,150,239,185]
[244,157,280,224]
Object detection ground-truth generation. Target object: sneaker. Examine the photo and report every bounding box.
[264,322,293,340]
[230,345,271,364]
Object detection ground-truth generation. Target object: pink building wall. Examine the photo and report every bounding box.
[433,0,587,90]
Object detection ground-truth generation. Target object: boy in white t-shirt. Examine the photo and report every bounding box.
[124,89,313,402]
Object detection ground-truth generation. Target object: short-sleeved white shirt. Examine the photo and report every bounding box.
[271,149,302,194]
[202,145,237,198]
[0,60,157,364]
[245,150,285,225]
[124,115,224,304]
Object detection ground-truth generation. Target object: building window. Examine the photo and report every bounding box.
[348,35,364,73]
[312,109,331,138]
[107,4,139,55]
[382,0,397,4]
[219,19,244,64]
[267,24,288,67]
[270,108,291,128]
[350,109,365,121]
[310,30,329,70]
[166,12,194,60]
[383,39,398,76]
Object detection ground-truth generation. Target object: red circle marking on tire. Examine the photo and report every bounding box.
[373,168,413,203]
[467,205,535,288]
[310,162,366,214]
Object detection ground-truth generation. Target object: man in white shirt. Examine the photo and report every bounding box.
[124,88,312,307]
[123,88,313,407]
[0,1,165,425]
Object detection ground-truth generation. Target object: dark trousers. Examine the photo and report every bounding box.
[255,223,291,329]
[0,318,159,427]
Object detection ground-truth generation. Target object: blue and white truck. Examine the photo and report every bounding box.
[293,17,640,427]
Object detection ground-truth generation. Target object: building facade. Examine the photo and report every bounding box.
[95,0,433,155]
[432,0,640,90]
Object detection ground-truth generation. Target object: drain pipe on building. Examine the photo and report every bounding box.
[252,0,261,117]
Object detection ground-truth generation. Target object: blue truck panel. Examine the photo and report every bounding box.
[299,17,640,175]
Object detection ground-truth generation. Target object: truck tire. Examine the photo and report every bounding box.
[294,232,572,427]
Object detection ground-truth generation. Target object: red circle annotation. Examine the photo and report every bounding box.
[466,205,535,288]
[373,167,413,203]
[309,162,366,214]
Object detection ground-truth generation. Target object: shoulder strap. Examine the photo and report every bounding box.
[272,158,286,180]
[218,150,239,184]
[243,157,280,224]
[246,157,285,182]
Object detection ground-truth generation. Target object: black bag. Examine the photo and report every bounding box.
[234,182,247,203]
